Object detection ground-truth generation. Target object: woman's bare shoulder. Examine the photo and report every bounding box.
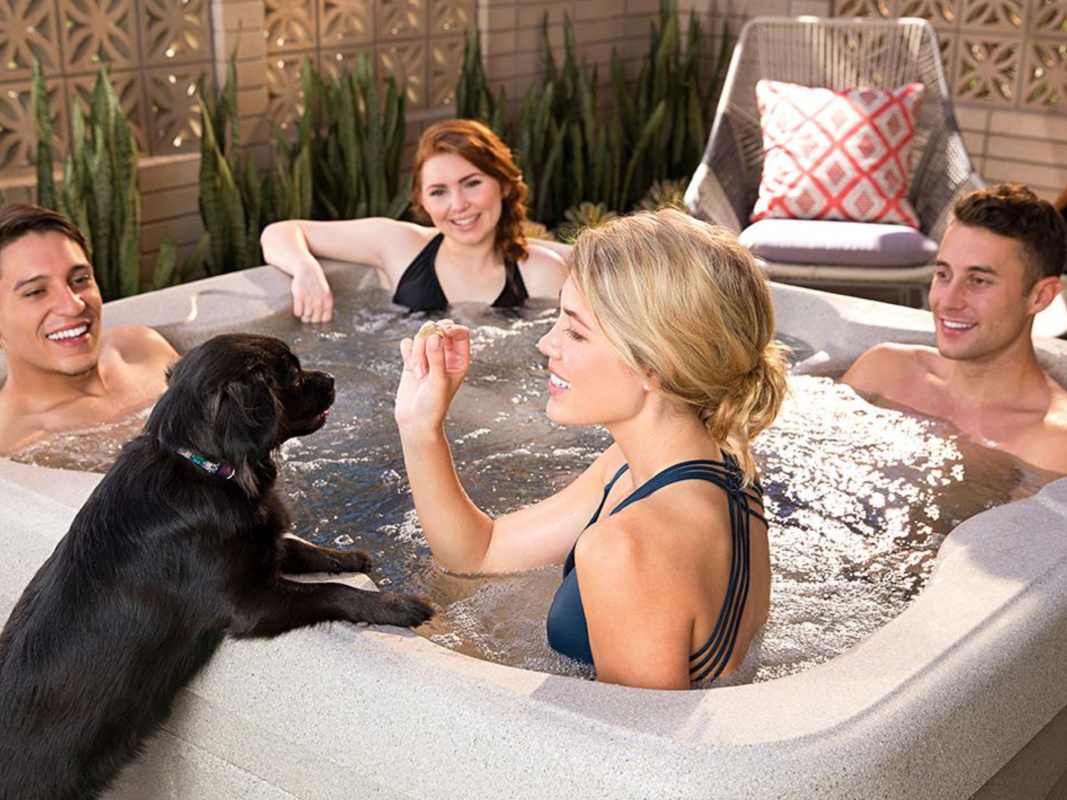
[322,218,436,250]
[528,238,573,259]
[370,221,438,278]
[268,217,436,274]
[520,246,569,298]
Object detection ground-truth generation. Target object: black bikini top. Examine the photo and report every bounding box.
[392,233,528,312]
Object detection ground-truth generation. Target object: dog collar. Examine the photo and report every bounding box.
[175,447,235,480]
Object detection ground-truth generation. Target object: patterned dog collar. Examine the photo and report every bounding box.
[175,447,236,480]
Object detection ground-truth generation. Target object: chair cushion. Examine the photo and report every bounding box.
[751,80,925,228]
[738,218,939,266]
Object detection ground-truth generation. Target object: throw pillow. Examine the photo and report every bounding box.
[751,80,925,228]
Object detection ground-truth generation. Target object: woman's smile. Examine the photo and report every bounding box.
[449,213,482,233]
[547,371,571,396]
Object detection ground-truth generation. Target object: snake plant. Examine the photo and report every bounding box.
[511,0,729,231]
[456,26,506,137]
[31,61,180,299]
[308,54,409,221]
[194,53,264,275]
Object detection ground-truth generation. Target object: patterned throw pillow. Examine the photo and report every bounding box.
[751,80,925,228]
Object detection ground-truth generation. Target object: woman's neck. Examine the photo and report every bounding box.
[436,231,501,274]
[607,399,723,486]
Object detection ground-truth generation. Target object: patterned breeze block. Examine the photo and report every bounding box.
[751,80,925,228]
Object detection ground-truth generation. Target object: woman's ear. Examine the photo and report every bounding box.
[642,368,665,392]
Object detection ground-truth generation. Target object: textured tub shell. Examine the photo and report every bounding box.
[1,263,1066,800]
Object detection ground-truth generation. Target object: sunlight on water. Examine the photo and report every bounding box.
[13,288,1059,684]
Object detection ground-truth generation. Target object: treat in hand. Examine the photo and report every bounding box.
[416,319,454,341]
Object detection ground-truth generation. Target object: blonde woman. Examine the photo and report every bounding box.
[395,210,788,689]
[261,119,568,321]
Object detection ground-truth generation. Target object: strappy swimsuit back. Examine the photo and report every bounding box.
[392,233,528,312]
[546,455,766,682]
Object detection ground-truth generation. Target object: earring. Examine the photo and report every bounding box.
[642,382,650,392]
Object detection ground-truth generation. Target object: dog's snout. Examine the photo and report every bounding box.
[303,370,335,406]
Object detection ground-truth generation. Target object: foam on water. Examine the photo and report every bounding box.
[13,289,1059,683]
[12,406,152,473]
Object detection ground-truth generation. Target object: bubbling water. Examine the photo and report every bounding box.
[13,288,1058,683]
[12,407,152,473]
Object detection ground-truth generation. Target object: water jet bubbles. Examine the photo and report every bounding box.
[454,428,491,445]
[334,534,354,546]
[395,508,424,544]
[317,331,348,342]
[551,447,587,458]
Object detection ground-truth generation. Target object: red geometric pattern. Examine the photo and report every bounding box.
[751,80,925,228]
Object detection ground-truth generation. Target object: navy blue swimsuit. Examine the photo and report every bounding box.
[392,233,528,312]
[546,455,766,682]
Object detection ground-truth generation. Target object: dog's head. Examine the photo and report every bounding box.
[147,334,335,496]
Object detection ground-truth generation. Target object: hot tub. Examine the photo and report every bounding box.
[2,263,1065,800]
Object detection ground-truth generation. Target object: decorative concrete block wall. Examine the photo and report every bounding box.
[0,0,217,264]
[825,0,1067,203]
[0,0,1064,265]
[261,0,474,125]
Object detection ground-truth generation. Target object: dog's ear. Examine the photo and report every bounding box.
[211,370,279,496]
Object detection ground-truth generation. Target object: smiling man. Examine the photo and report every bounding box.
[0,204,178,456]
[841,183,1067,474]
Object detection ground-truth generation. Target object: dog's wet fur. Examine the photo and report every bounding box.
[0,333,433,800]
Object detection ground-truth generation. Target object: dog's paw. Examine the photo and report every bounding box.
[336,548,373,573]
[376,592,435,628]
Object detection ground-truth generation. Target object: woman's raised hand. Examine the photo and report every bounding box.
[290,262,335,324]
[395,320,471,433]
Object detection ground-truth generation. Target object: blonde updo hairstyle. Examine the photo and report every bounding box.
[568,209,789,484]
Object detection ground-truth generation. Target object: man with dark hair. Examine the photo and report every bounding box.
[0,204,178,455]
[843,183,1067,473]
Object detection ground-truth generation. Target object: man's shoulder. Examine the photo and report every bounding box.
[840,342,941,399]
[1046,378,1067,430]
[103,326,178,368]
[1019,380,1067,474]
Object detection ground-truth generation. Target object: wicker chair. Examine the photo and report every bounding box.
[685,16,983,306]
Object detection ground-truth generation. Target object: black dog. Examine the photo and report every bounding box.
[0,333,433,800]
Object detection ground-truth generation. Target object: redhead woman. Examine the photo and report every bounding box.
[394,210,789,689]
[261,119,568,321]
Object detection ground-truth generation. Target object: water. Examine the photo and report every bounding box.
[12,287,1059,684]
[12,407,152,472]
